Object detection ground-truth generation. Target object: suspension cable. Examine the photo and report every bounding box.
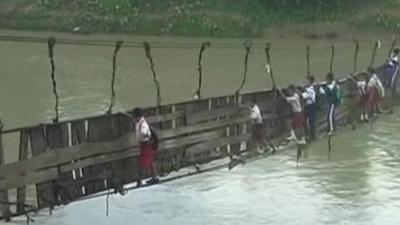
[353,40,360,74]
[48,37,59,123]
[329,44,335,73]
[387,36,397,59]
[306,45,311,77]
[194,42,210,99]
[369,40,380,68]
[235,40,252,96]
[107,40,123,114]
[144,42,162,110]
[265,43,278,127]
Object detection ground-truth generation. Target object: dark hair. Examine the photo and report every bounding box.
[132,107,143,118]
[307,75,315,83]
[394,48,400,55]
[359,72,369,80]
[367,67,376,74]
[326,72,334,81]
[288,84,296,91]
[250,96,257,104]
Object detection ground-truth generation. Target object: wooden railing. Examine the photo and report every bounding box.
[0,75,366,220]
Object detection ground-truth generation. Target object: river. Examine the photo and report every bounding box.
[1,30,400,225]
[7,108,400,225]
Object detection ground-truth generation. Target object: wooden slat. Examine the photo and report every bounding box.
[0,168,59,194]
[187,106,245,124]
[83,115,120,195]
[46,123,73,205]
[16,131,29,213]
[0,129,10,219]
[0,130,222,190]
[60,131,221,176]
[0,116,250,179]
[29,126,54,209]
[70,120,86,198]
[185,133,252,163]
[146,110,185,124]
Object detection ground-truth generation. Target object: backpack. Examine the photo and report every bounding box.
[149,126,159,150]
[313,84,322,111]
[333,84,342,106]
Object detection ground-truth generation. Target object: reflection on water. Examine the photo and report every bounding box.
[7,109,400,225]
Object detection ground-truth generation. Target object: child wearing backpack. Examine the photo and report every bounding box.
[319,73,341,135]
[133,107,160,186]
[302,76,318,141]
[367,67,385,116]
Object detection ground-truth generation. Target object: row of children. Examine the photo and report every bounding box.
[129,48,398,186]
[249,65,395,153]
[249,72,340,152]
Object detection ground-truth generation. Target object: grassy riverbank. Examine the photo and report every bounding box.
[0,0,400,38]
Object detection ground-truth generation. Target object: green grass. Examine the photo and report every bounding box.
[1,0,399,37]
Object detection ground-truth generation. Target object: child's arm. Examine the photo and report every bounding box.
[278,88,286,99]
[348,74,357,83]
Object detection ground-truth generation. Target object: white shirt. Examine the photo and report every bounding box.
[250,104,263,124]
[319,81,336,95]
[389,55,399,66]
[302,86,316,105]
[356,81,367,95]
[286,93,302,113]
[135,117,151,142]
[368,74,385,97]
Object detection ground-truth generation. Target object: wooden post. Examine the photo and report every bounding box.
[29,126,54,210]
[16,131,29,213]
[0,119,11,220]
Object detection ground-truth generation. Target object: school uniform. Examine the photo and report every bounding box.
[320,82,339,133]
[135,117,155,169]
[250,104,264,142]
[357,81,368,109]
[385,54,399,87]
[302,85,317,139]
[285,93,304,129]
[367,74,385,111]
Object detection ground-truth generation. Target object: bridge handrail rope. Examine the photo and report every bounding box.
[48,37,59,123]
[353,40,360,74]
[387,36,397,59]
[1,34,391,49]
[369,40,380,69]
[194,42,210,100]
[107,40,123,114]
[235,40,252,96]
[329,44,335,73]
[265,43,278,128]
[306,45,311,77]
[144,42,162,111]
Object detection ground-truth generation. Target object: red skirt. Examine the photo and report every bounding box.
[139,142,155,168]
[367,87,379,108]
[251,123,264,142]
[291,112,304,129]
[359,94,368,109]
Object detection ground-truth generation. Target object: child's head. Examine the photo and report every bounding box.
[394,48,399,55]
[307,75,315,85]
[360,72,370,81]
[132,107,144,122]
[250,97,257,107]
[326,72,334,83]
[367,67,376,75]
[288,84,296,95]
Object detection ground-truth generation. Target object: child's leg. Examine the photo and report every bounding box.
[327,104,335,133]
